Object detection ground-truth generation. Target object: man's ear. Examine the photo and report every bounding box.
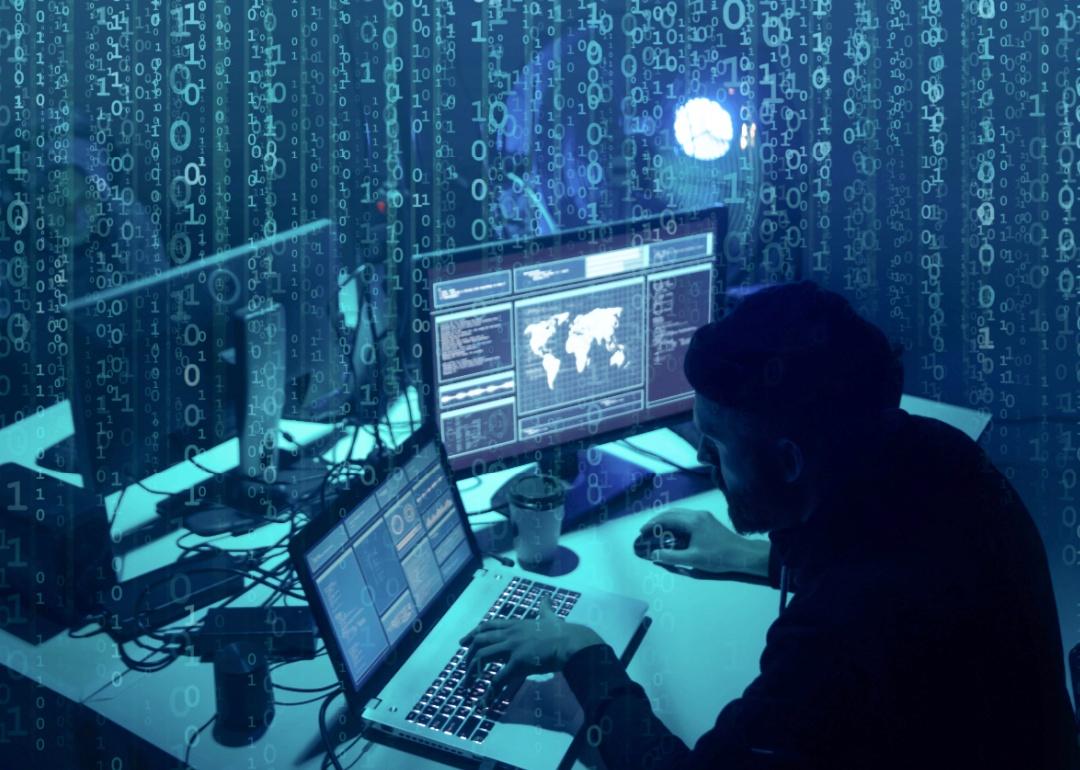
[776,438,804,484]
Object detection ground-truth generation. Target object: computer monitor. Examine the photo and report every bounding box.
[62,219,351,510]
[416,207,727,520]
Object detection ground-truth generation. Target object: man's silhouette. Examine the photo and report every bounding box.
[462,281,1079,769]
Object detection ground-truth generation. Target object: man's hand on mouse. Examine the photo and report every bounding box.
[638,508,770,577]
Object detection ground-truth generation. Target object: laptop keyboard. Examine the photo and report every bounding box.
[405,576,581,744]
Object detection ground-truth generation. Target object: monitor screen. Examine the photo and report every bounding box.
[302,441,473,691]
[64,219,350,494]
[419,208,725,474]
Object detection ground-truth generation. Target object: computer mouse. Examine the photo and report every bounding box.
[633,528,691,559]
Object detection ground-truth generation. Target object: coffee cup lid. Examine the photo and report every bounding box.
[507,473,565,509]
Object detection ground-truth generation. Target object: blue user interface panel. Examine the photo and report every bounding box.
[304,443,472,690]
[426,211,719,471]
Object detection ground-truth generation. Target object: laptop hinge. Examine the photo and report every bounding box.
[475,566,489,577]
[366,696,382,711]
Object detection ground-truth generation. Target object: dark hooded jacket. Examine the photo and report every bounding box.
[564,410,1079,769]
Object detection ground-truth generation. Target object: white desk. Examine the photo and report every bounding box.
[82,486,776,770]
[0,399,776,769]
[0,394,987,769]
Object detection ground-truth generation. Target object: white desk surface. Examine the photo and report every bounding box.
[0,394,986,768]
[83,487,776,770]
[0,397,407,709]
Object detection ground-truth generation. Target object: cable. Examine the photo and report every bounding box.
[481,551,515,568]
[293,452,354,505]
[179,561,306,603]
[183,713,216,768]
[221,570,306,601]
[319,687,347,770]
[186,454,223,477]
[279,428,300,446]
[188,453,329,497]
[319,422,365,519]
[270,645,326,673]
[275,681,340,694]
[326,731,371,770]
[261,573,301,607]
[73,612,185,671]
[146,624,201,645]
[67,619,108,639]
[115,637,182,673]
[108,484,129,528]
[175,531,290,561]
[123,566,259,641]
[466,506,504,517]
[110,563,303,669]
[172,537,300,610]
[186,452,328,498]
[130,477,174,496]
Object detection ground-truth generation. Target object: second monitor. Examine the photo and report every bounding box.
[417,207,727,521]
[63,219,351,532]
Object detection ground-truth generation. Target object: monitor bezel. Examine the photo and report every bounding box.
[413,206,729,480]
[287,423,485,717]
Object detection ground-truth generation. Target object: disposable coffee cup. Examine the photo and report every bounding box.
[507,473,565,568]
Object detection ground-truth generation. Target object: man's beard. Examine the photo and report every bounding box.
[712,463,800,536]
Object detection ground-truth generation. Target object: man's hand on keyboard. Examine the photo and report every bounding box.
[460,595,602,707]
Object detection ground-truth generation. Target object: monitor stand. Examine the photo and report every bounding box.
[159,301,322,537]
[488,445,656,529]
[155,473,286,536]
[35,433,293,535]
[37,428,333,537]
[155,458,328,536]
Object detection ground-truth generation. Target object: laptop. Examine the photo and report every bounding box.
[289,427,648,770]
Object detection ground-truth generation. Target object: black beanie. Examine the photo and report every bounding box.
[683,281,903,420]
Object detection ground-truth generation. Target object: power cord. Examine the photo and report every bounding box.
[270,645,326,674]
[114,636,183,674]
[323,731,372,770]
[107,472,174,527]
[481,551,515,568]
[183,713,216,768]
[186,454,224,477]
[317,421,368,519]
[277,692,340,707]
[275,681,340,694]
[319,687,348,770]
[67,616,109,639]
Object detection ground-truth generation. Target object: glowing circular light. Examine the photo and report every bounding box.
[674,98,734,161]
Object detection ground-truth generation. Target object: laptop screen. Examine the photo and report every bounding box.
[302,441,473,691]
